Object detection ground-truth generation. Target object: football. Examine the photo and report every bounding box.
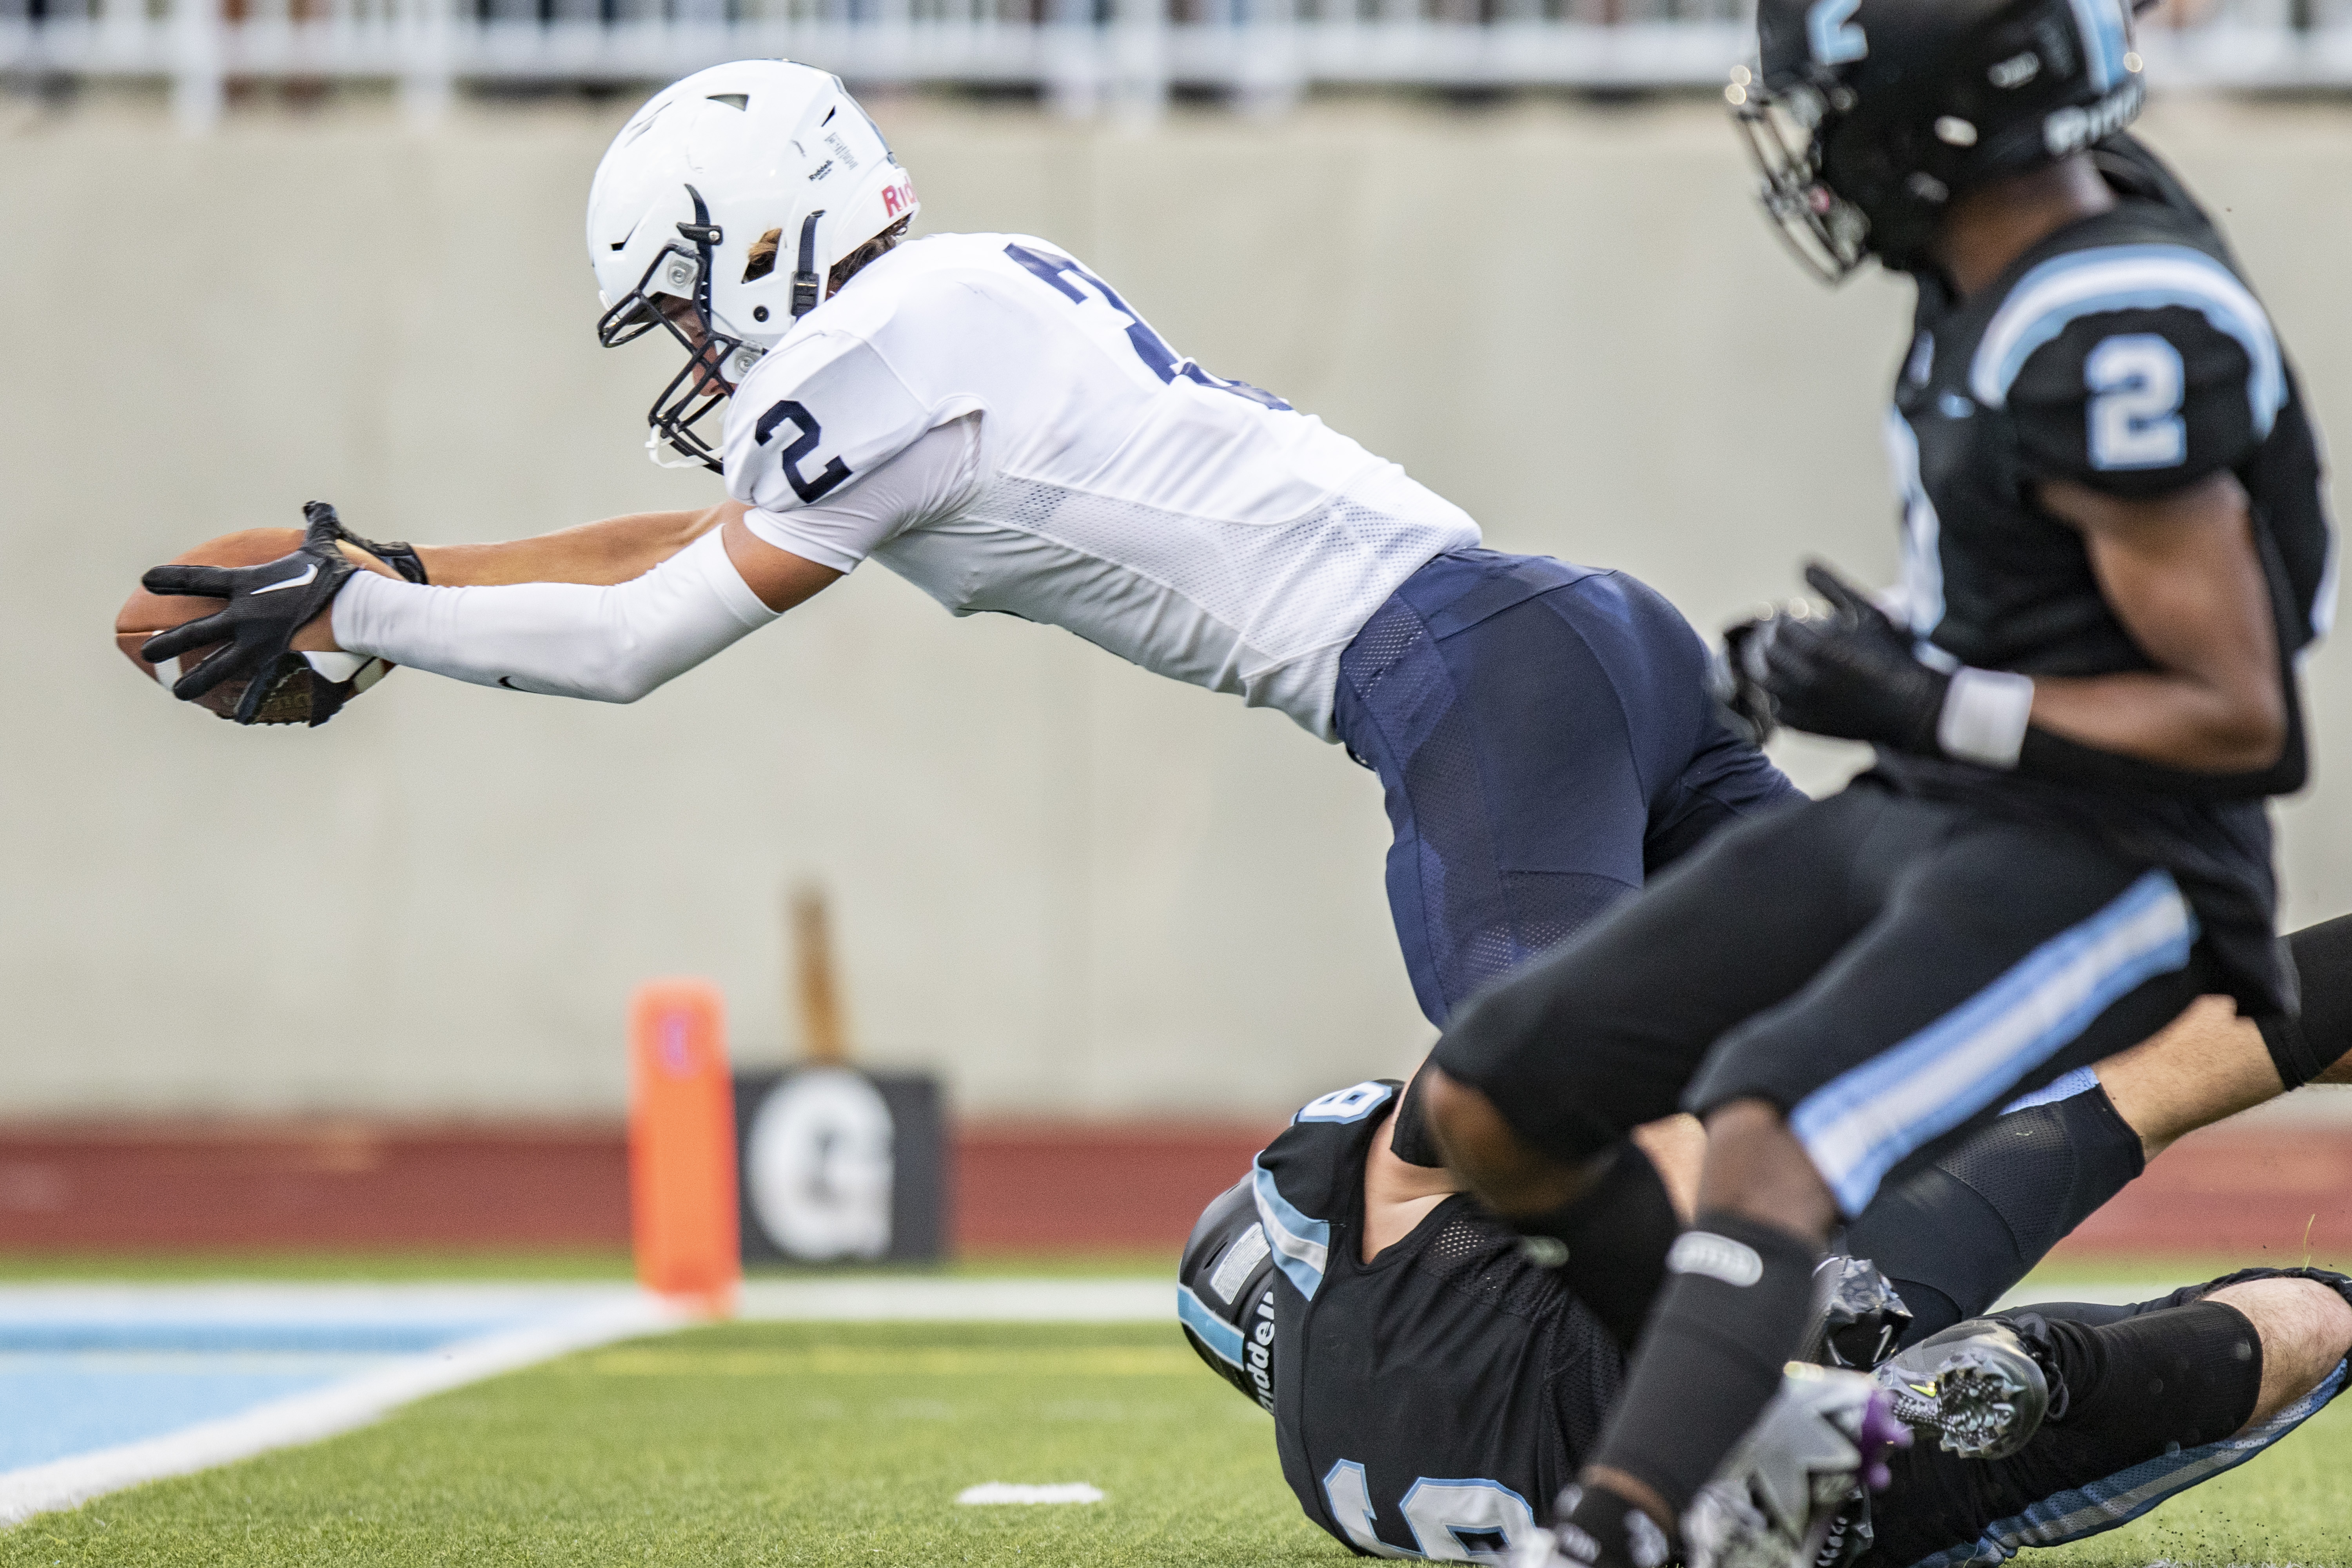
[116,528,395,725]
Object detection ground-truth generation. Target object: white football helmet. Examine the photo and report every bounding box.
[586,60,919,470]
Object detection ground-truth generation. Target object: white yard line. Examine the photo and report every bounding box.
[735,1276,1169,1321]
[0,1274,1174,1525]
[0,1290,685,1526]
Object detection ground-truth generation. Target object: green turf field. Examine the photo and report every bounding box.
[5,1318,2348,1568]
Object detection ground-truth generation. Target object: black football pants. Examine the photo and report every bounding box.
[1431,777,2218,1217]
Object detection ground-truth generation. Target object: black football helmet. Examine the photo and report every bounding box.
[1731,0,2147,278]
[1177,1174,1280,1412]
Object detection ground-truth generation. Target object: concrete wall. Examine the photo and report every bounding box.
[7,90,2352,1119]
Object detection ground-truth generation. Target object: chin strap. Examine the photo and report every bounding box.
[792,209,827,318]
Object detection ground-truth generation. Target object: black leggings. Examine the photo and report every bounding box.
[1432,777,2216,1217]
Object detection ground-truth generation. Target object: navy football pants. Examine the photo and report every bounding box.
[1331,549,1799,1026]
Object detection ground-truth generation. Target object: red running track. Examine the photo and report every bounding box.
[0,1120,1281,1256]
[0,1117,2342,1260]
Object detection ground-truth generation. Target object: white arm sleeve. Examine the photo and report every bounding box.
[330,527,781,704]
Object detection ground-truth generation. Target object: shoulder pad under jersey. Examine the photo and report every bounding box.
[1971,239,2283,497]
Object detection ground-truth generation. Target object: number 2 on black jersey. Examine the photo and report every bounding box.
[1002,241,1292,412]
[753,397,853,504]
[2086,333,2188,472]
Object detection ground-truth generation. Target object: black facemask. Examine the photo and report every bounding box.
[595,184,748,474]
[1730,72,1874,283]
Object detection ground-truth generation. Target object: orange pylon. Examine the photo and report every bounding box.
[628,979,741,1317]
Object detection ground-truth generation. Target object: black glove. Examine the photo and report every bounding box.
[1756,562,1947,753]
[339,526,428,586]
[1710,615,1780,748]
[140,501,364,726]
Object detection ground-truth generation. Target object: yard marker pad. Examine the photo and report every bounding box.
[956,1483,1105,1505]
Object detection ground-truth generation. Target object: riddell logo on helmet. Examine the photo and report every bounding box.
[1245,1292,1276,1411]
[2043,81,2144,156]
[883,180,916,218]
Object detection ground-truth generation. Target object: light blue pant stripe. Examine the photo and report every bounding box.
[1793,870,2194,1216]
[2000,1063,2103,1115]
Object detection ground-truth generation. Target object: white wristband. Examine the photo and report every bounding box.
[1937,666,2035,769]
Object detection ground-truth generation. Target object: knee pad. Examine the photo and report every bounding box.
[1849,1089,2142,1347]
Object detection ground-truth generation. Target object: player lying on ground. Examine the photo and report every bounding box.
[1409,2,2336,1562]
[1182,1074,2352,1566]
[135,57,1793,1034]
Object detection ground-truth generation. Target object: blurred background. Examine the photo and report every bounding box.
[4,0,2351,1268]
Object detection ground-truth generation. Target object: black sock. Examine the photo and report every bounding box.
[1587,1211,1821,1515]
[2017,1301,2262,1454]
[2260,913,2352,1088]
[1847,1088,2143,1348]
[1515,1142,1681,1352]
[1554,1483,1672,1568]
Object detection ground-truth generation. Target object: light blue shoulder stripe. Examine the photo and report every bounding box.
[1252,1159,1332,1301]
[1903,1356,2348,1566]
[1175,1284,1247,1368]
[1969,244,2283,437]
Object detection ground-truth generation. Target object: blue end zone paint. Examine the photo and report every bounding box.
[0,1354,391,1471]
[0,1297,558,1474]
[1,1319,509,1355]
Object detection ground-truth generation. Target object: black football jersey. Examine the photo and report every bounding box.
[1256,1080,1622,1561]
[1875,134,2334,1014]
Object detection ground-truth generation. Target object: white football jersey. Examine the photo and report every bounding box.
[720,232,1481,739]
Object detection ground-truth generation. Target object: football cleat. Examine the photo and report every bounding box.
[1804,1254,1914,1371]
[1683,1363,1909,1568]
[1873,1318,2050,1461]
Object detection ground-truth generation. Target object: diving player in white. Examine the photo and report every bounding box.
[144,56,1800,1030]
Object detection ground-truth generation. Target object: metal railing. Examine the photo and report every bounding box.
[2,0,2348,129]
